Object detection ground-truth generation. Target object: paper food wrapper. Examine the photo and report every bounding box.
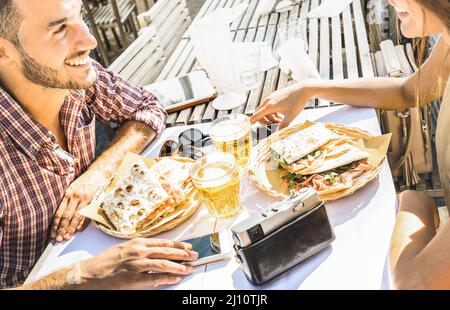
[251,121,392,197]
[79,152,200,233]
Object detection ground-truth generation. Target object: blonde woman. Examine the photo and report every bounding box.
[251,0,450,289]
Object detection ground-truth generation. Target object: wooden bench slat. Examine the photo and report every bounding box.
[109,27,158,73]
[277,71,289,90]
[289,4,300,19]
[307,0,320,108]
[189,104,207,124]
[158,10,190,49]
[331,15,344,80]
[236,0,258,31]
[156,39,190,81]
[268,12,279,26]
[352,0,375,78]
[176,108,193,126]
[342,5,359,79]
[140,0,182,24]
[194,0,216,21]
[216,109,229,119]
[131,50,167,86]
[202,103,218,122]
[119,39,162,80]
[166,113,178,127]
[318,14,331,107]
[164,17,191,57]
[164,43,194,78]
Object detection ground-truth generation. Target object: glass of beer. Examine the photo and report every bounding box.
[190,152,241,220]
[209,113,252,168]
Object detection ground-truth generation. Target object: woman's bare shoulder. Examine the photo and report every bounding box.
[430,37,450,81]
[411,37,450,100]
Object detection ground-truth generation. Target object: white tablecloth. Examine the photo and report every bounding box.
[26,106,397,289]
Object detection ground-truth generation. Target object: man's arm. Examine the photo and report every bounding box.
[389,191,450,289]
[85,121,156,181]
[51,62,167,241]
[12,238,197,290]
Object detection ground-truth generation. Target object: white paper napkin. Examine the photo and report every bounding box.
[307,0,355,18]
[276,38,320,82]
[255,0,277,16]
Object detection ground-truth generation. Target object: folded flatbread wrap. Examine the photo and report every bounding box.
[102,160,175,233]
[287,139,370,175]
[270,123,336,165]
[150,157,192,188]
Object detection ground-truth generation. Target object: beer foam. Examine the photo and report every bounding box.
[194,162,234,188]
[210,119,249,142]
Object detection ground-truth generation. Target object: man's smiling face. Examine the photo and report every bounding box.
[12,0,98,89]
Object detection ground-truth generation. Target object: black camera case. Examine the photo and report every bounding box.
[233,202,334,286]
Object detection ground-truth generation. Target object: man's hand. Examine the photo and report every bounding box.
[78,238,198,289]
[51,121,158,242]
[51,168,109,242]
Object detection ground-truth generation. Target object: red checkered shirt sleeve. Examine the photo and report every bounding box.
[0,182,5,253]
[86,62,167,135]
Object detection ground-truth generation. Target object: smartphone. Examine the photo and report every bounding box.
[143,70,217,113]
[181,230,233,267]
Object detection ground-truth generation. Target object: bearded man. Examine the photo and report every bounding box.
[0,0,197,289]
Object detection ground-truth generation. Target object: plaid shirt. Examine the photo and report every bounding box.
[0,62,166,288]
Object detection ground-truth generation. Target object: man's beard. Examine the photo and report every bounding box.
[17,44,97,90]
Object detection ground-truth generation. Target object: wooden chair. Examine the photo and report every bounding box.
[141,0,156,11]
[84,2,111,66]
[137,0,191,58]
[83,0,139,52]
[108,27,167,86]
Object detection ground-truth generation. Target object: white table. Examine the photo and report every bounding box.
[26,106,397,289]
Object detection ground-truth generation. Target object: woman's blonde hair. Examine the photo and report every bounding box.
[412,0,450,106]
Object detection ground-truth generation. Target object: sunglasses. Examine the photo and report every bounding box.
[159,128,212,160]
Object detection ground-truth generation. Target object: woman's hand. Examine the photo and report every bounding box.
[250,82,312,129]
[77,238,198,289]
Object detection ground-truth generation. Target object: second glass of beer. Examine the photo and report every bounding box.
[208,113,252,168]
[190,152,241,220]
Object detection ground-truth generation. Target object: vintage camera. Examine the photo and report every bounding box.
[231,188,320,248]
[231,188,335,286]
